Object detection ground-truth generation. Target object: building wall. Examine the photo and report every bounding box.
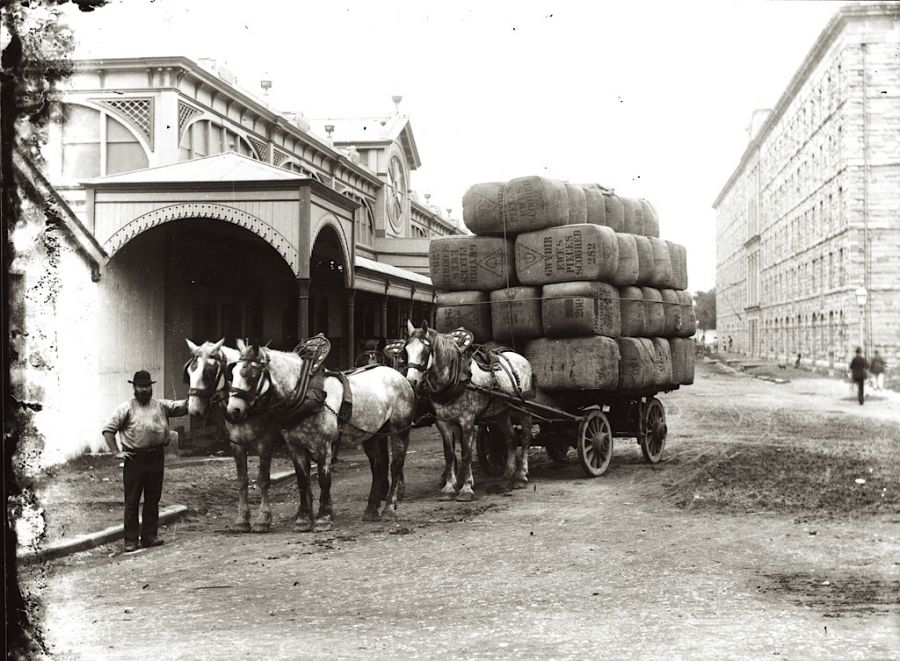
[714,5,900,367]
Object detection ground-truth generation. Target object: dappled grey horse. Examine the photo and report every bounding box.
[226,339,416,532]
[396,321,534,501]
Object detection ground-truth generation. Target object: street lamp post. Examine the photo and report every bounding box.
[855,286,868,356]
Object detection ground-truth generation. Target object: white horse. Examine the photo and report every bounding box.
[226,339,416,532]
[184,339,303,533]
[397,321,534,501]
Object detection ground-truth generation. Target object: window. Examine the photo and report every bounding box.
[179,119,255,160]
[106,115,149,174]
[62,105,101,179]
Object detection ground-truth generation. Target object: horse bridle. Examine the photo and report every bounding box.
[405,333,432,373]
[228,351,272,408]
[183,353,227,402]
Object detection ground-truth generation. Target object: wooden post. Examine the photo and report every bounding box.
[346,290,355,368]
[381,285,389,339]
[296,277,310,340]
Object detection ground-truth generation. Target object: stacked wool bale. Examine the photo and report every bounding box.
[429,176,695,392]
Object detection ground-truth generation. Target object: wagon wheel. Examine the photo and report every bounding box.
[476,424,507,477]
[575,410,614,477]
[640,397,667,464]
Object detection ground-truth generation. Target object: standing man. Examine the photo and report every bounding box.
[870,350,886,391]
[849,348,868,406]
[103,370,188,552]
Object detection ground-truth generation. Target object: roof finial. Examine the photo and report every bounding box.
[392,94,403,114]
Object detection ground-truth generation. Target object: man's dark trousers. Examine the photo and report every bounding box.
[855,377,865,405]
[123,449,165,544]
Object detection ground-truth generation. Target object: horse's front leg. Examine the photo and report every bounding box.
[362,434,389,521]
[231,443,251,533]
[512,411,532,489]
[456,417,478,502]
[384,428,411,519]
[286,443,314,533]
[497,411,518,492]
[314,443,334,532]
[435,417,459,501]
[251,437,274,532]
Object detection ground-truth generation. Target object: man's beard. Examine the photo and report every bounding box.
[135,392,152,405]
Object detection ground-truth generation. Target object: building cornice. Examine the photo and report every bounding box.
[711,3,900,210]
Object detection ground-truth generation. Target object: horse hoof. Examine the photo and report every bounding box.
[382,505,397,520]
[233,521,251,533]
[251,523,271,533]
[455,490,475,502]
[362,509,382,522]
[314,520,333,533]
[438,491,456,502]
[513,479,529,490]
[293,520,314,533]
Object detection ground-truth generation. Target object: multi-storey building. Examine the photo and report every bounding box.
[13,55,460,459]
[714,3,900,368]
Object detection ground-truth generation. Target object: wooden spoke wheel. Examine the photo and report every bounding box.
[476,424,507,477]
[640,397,667,464]
[575,410,614,477]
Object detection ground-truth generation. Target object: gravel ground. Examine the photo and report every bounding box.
[17,360,900,660]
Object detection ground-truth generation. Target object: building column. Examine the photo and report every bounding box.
[346,290,355,367]
[381,291,388,339]
[296,277,310,340]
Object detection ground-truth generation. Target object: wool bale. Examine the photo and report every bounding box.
[582,186,609,228]
[435,291,492,343]
[502,176,569,233]
[621,197,644,235]
[618,286,645,337]
[462,182,506,236]
[525,336,620,391]
[639,199,660,238]
[429,236,516,292]
[515,223,619,285]
[633,235,655,285]
[648,237,675,288]
[602,192,626,233]
[564,183,587,225]
[666,241,688,290]
[660,288,684,338]
[611,233,640,286]
[617,337,654,391]
[668,338,695,385]
[490,286,542,347]
[542,281,621,339]
[650,337,674,387]
[677,290,697,338]
[641,287,665,337]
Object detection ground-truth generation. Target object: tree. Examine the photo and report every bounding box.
[694,288,716,330]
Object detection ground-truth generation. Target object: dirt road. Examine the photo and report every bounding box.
[24,362,900,660]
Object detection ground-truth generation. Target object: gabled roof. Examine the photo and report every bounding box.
[307,115,422,170]
[84,152,307,185]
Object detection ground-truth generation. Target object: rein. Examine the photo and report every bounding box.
[416,333,470,403]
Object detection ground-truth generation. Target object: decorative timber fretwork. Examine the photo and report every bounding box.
[272,149,288,167]
[97,97,154,149]
[178,101,202,140]
[247,136,270,162]
[104,203,299,275]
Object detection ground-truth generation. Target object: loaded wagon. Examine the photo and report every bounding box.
[472,380,674,479]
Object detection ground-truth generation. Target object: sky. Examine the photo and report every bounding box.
[58,0,843,291]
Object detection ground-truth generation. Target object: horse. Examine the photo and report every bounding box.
[225,338,416,532]
[394,320,534,501]
[184,339,309,533]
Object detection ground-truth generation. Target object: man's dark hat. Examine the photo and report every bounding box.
[128,370,156,386]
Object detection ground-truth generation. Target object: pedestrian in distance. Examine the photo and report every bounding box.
[870,350,886,391]
[102,370,188,552]
[795,352,802,368]
[848,348,868,406]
